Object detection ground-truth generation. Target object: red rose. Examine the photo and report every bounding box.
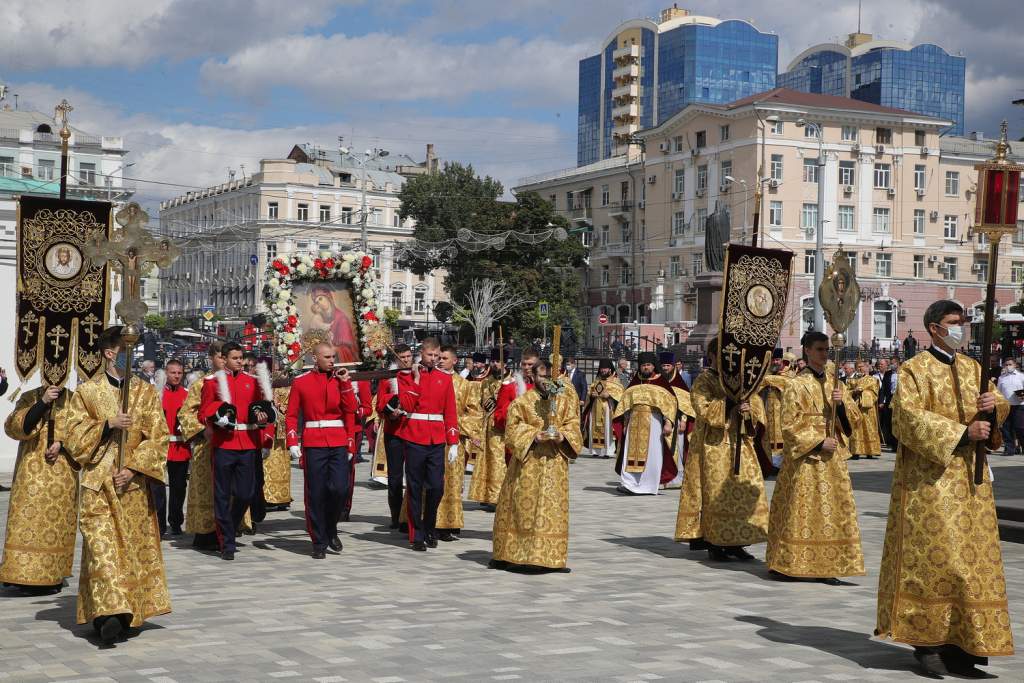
[283,324,294,333]
[287,315,298,326]
[362,311,378,322]
[289,341,301,352]
[325,258,336,268]
[272,259,284,270]
[314,258,323,269]
[361,255,372,270]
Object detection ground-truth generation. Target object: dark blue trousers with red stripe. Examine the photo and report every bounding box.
[212,447,257,553]
[404,442,444,544]
[303,446,350,551]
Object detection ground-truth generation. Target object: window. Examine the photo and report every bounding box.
[943,215,958,239]
[318,242,330,252]
[839,161,855,186]
[695,130,706,148]
[913,165,926,191]
[319,205,331,222]
[804,124,819,138]
[601,265,609,286]
[691,253,703,277]
[695,208,708,233]
[838,205,855,232]
[720,160,732,184]
[600,224,609,245]
[37,159,55,180]
[801,296,814,331]
[769,201,783,227]
[369,250,380,268]
[672,211,686,236]
[876,253,892,277]
[0,155,13,176]
[803,158,819,183]
[297,203,309,221]
[549,194,556,208]
[872,207,891,234]
[621,223,631,243]
[371,208,382,225]
[673,169,685,194]
[697,165,708,190]
[974,257,988,281]
[393,213,400,227]
[620,181,629,202]
[620,266,631,285]
[770,154,783,180]
[770,120,783,135]
[873,300,895,339]
[601,184,609,206]
[295,241,309,251]
[390,285,404,309]
[79,162,96,185]
[942,257,957,281]
[804,249,816,274]
[801,203,818,235]
[719,124,730,142]
[945,171,960,196]
[414,287,427,313]
[581,229,592,248]
[640,219,646,241]
[265,242,277,260]
[915,129,926,147]
[841,125,857,142]
[341,207,353,224]
[268,201,279,219]
[670,256,681,277]
[874,163,891,188]
[1012,261,1024,284]
[913,255,924,278]
[913,209,925,235]
[673,136,684,152]
[876,127,892,145]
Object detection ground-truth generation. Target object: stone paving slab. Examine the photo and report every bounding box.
[1,454,1022,682]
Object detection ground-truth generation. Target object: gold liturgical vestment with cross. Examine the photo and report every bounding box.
[65,375,171,627]
[846,375,881,456]
[766,368,865,578]
[760,373,789,457]
[0,388,80,586]
[876,349,1013,657]
[675,370,769,547]
[180,376,216,534]
[584,376,624,452]
[263,387,293,505]
[468,377,506,505]
[491,389,582,569]
[436,373,482,530]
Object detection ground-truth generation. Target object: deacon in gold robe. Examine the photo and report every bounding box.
[766,331,865,583]
[0,385,79,590]
[612,352,679,495]
[760,351,792,470]
[581,359,624,458]
[675,339,768,561]
[435,346,481,540]
[64,326,171,643]
[491,360,582,571]
[263,385,293,509]
[876,300,1013,677]
[846,359,881,459]
[468,351,508,508]
[181,342,224,549]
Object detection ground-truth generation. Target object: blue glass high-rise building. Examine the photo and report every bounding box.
[577,7,777,166]
[778,33,965,135]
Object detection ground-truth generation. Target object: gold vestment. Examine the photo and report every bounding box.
[263,387,293,505]
[766,368,865,578]
[612,384,678,473]
[491,389,582,569]
[675,371,768,546]
[0,388,79,586]
[584,376,624,451]
[876,350,1013,657]
[761,373,789,456]
[468,377,506,505]
[180,377,216,534]
[847,375,881,456]
[65,375,171,627]
[436,374,479,530]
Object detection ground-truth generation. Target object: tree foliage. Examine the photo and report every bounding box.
[144,313,167,330]
[398,162,587,345]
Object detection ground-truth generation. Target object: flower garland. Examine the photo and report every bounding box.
[264,249,387,370]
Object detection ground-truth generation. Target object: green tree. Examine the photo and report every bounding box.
[383,307,401,329]
[398,162,586,345]
[144,313,167,330]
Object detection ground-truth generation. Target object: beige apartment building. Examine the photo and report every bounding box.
[159,144,447,332]
[516,89,1024,351]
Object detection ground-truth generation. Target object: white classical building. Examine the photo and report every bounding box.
[158,144,447,332]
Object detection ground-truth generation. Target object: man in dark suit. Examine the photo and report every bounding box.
[564,357,588,410]
[877,358,898,451]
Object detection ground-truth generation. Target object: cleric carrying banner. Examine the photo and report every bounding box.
[15,195,112,388]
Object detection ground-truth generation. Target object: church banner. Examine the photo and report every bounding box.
[16,195,111,387]
[716,243,792,401]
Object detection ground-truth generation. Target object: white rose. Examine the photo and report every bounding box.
[340,262,351,274]
[277,344,288,354]
[342,253,355,262]
[269,278,280,288]
[360,288,372,299]
[282,332,296,344]
[320,250,330,259]
[278,289,290,301]
[286,305,297,315]
[297,264,309,275]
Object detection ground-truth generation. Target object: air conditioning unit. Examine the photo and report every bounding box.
[928,255,938,264]
[929,210,939,221]
[669,238,678,247]
[671,191,681,201]
[971,263,984,273]
[659,142,669,152]
[862,252,872,261]
[691,148,699,157]
[916,188,926,197]
[404,306,412,315]
[851,142,860,153]
[720,182,730,192]
[696,188,706,197]
[648,175,657,184]
[920,146,929,156]
[887,188,896,198]
[875,144,885,155]
[768,179,780,189]
[637,200,646,209]
[843,185,853,194]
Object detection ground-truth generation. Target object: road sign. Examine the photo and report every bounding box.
[202,310,215,322]
[250,254,258,266]
[202,304,215,313]
[598,313,609,324]
[538,301,549,319]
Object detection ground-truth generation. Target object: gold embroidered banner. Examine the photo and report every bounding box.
[16,195,111,386]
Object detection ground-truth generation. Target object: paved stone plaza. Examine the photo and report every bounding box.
[1,455,1022,682]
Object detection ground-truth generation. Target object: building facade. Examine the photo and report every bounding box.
[578,5,778,166]
[519,89,1024,352]
[158,145,447,332]
[779,32,966,136]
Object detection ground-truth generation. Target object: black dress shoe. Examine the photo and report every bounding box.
[340,510,350,522]
[328,535,343,552]
[221,550,235,561]
[726,546,755,561]
[389,520,400,530]
[818,577,843,586]
[768,570,800,582]
[97,615,124,644]
[412,541,427,551]
[426,535,438,548]
[169,525,183,536]
[689,538,709,551]
[312,548,326,559]
[940,648,995,678]
[913,648,945,679]
[438,531,455,542]
[488,559,508,570]
[707,546,731,561]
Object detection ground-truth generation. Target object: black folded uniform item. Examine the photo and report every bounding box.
[215,403,237,428]
[248,399,276,425]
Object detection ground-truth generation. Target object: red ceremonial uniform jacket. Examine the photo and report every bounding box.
[494,377,533,431]
[395,366,459,446]
[163,383,190,462]
[199,370,275,450]
[285,369,358,449]
[375,371,411,437]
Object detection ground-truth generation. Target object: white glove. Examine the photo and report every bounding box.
[447,444,459,464]
[214,413,234,428]
[289,445,301,460]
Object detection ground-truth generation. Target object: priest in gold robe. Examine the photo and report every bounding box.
[468,351,507,508]
[64,326,171,643]
[181,342,224,549]
[675,338,768,561]
[846,359,881,459]
[581,359,624,458]
[263,384,294,510]
[612,352,679,495]
[435,345,481,541]
[760,351,791,471]
[876,300,1013,678]
[0,384,79,591]
[491,360,582,572]
[766,331,865,584]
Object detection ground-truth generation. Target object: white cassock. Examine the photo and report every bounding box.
[618,411,665,495]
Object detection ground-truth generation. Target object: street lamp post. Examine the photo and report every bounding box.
[796,118,826,332]
[339,145,389,253]
[105,161,135,201]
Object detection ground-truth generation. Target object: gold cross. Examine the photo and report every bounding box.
[54,99,73,135]
[80,312,101,345]
[83,202,181,327]
[21,310,38,343]
[745,356,762,384]
[47,324,69,356]
[723,342,740,372]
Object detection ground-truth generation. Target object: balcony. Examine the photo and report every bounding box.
[612,44,640,62]
[607,200,633,221]
[612,63,640,82]
[612,83,639,100]
[605,241,632,258]
[571,205,592,224]
[611,102,640,122]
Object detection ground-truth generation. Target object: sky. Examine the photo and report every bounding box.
[2,0,1021,211]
